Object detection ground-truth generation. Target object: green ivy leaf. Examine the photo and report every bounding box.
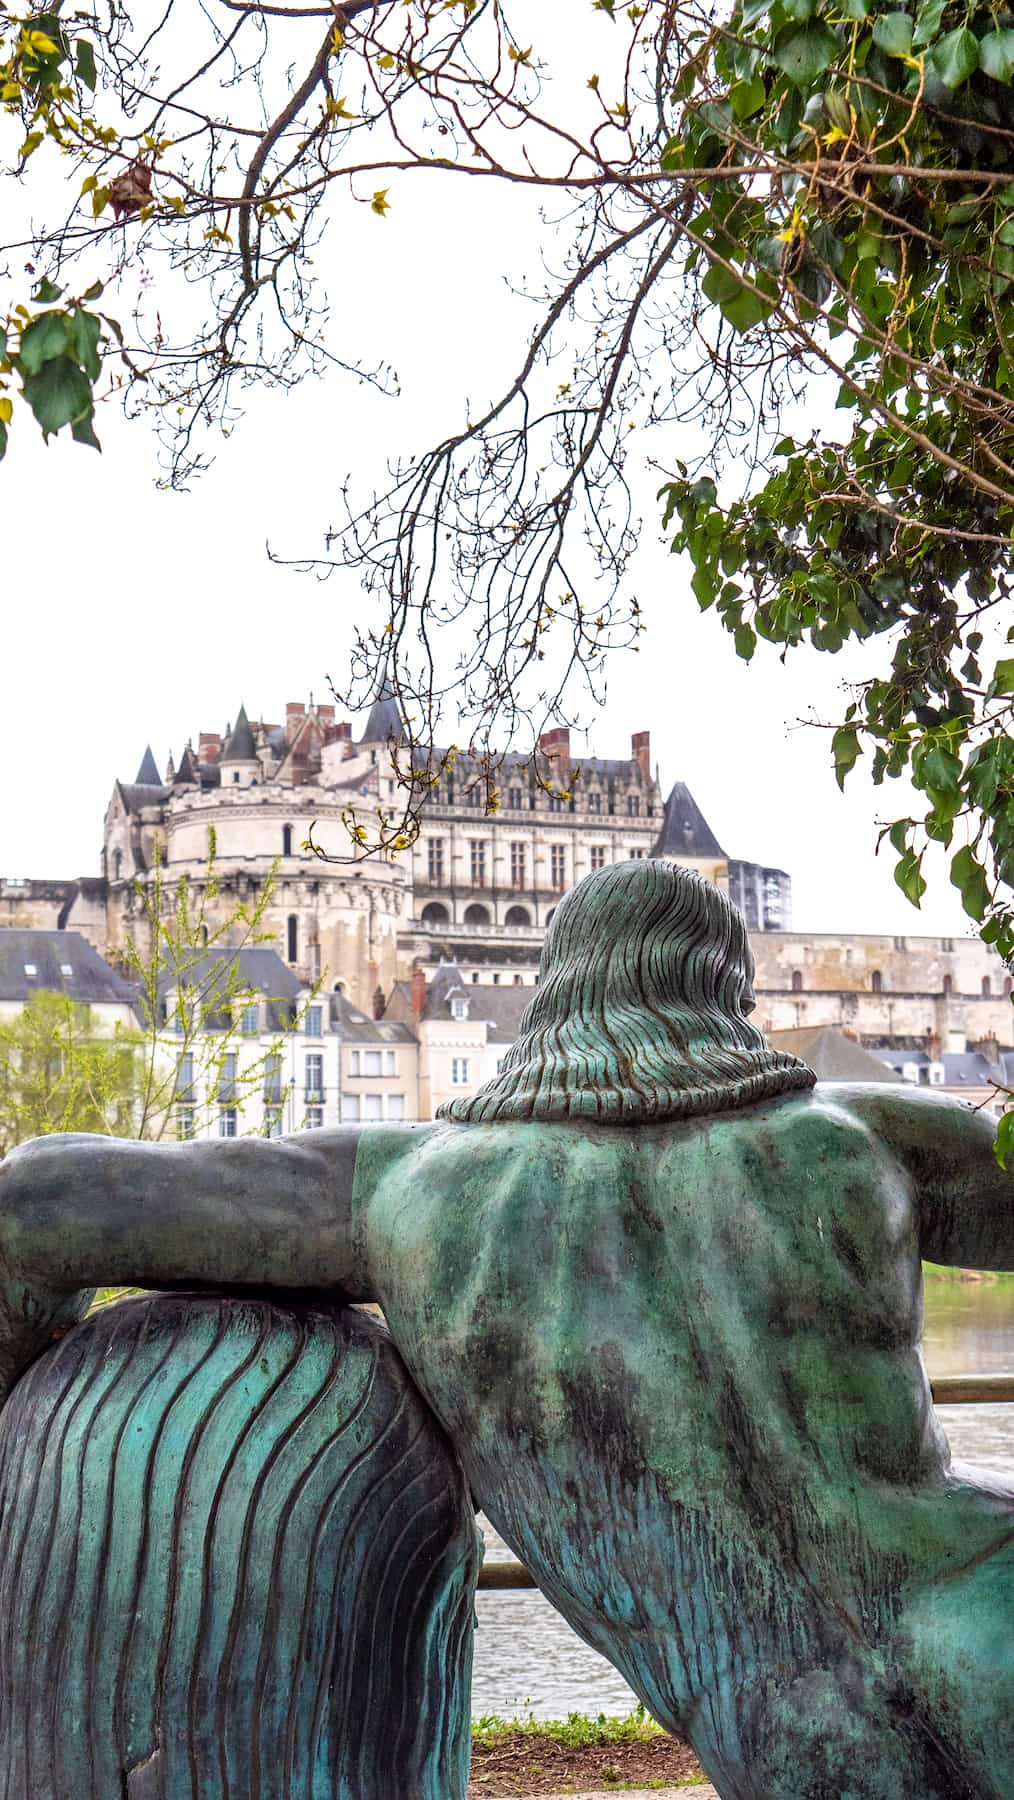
[32,275,62,305]
[18,310,69,376]
[872,12,914,57]
[995,1109,1014,1169]
[21,355,92,435]
[927,26,979,88]
[912,0,945,45]
[991,657,1014,694]
[70,309,102,382]
[950,844,991,920]
[734,622,757,659]
[772,21,840,83]
[75,37,96,89]
[895,846,927,907]
[71,409,101,451]
[978,28,1014,79]
[832,725,861,788]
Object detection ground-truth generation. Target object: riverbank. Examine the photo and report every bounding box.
[466,1712,705,1796]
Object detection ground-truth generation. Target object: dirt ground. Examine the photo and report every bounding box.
[466,1732,705,1795]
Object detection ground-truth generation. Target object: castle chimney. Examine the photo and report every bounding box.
[632,730,651,780]
[198,732,222,763]
[285,701,306,739]
[411,966,427,1019]
[538,727,571,764]
[372,985,386,1022]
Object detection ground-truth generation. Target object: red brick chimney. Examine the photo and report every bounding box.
[285,701,306,740]
[411,967,427,1019]
[198,732,222,762]
[538,727,571,764]
[317,704,335,723]
[372,985,385,1021]
[632,730,650,780]
[323,720,353,748]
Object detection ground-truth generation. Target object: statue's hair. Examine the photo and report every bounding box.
[439,859,815,1126]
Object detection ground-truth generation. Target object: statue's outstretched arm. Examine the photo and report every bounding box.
[0,1128,379,1395]
[841,1085,1014,1269]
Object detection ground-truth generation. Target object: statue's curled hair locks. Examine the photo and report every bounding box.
[439,860,815,1127]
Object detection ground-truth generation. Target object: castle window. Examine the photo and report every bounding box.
[589,792,601,814]
[551,845,566,889]
[287,915,298,963]
[492,972,501,984]
[983,976,992,997]
[791,970,803,993]
[590,845,606,870]
[421,901,450,927]
[505,904,531,927]
[628,849,645,861]
[113,850,123,880]
[464,902,490,926]
[627,795,641,817]
[514,974,524,985]
[283,824,293,857]
[471,970,480,983]
[548,795,563,813]
[508,787,523,809]
[510,842,527,887]
[871,970,883,994]
[427,837,445,884]
[451,997,468,1020]
[470,840,487,886]
[943,975,954,997]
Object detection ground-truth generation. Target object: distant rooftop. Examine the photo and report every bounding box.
[0,930,137,1007]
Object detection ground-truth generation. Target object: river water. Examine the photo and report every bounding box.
[470,1278,1014,1719]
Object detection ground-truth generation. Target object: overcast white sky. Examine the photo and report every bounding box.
[0,82,976,940]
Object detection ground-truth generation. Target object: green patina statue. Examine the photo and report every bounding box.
[0,858,1013,1799]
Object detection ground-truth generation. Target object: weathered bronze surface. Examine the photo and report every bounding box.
[1,859,1013,1798]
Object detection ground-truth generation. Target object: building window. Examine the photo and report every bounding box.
[176,1051,195,1102]
[590,845,606,870]
[350,1050,360,1075]
[470,840,487,886]
[791,971,803,994]
[218,1053,237,1103]
[508,786,523,809]
[588,792,601,814]
[305,1106,324,1130]
[428,838,445,883]
[451,1057,470,1086]
[305,1052,324,1102]
[983,975,992,997]
[471,970,480,983]
[627,795,641,817]
[363,1094,383,1121]
[451,996,467,1020]
[513,973,524,985]
[342,1095,360,1122]
[872,970,883,994]
[388,1094,406,1121]
[287,914,298,963]
[241,1003,260,1036]
[362,1049,382,1076]
[385,1049,397,1073]
[548,795,563,813]
[943,974,954,997]
[551,845,566,889]
[282,824,293,857]
[492,971,501,984]
[505,904,531,926]
[464,902,491,925]
[219,1108,238,1138]
[305,1003,323,1037]
[265,1104,283,1138]
[176,1107,195,1140]
[421,901,450,927]
[941,937,954,952]
[628,848,645,860]
[510,842,527,887]
[893,936,907,951]
[263,1051,283,1103]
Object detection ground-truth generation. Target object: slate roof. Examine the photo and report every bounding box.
[135,745,162,785]
[418,960,534,1041]
[0,931,137,1006]
[767,1026,904,1083]
[221,704,257,763]
[118,781,170,813]
[173,744,197,785]
[330,990,417,1045]
[157,946,302,1033]
[360,682,406,745]
[652,781,727,860]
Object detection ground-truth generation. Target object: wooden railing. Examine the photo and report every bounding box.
[475,1373,1014,1591]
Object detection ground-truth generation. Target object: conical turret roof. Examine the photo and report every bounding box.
[173,743,197,786]
[360,671,406,745]
[652,781,726,860]
[221,703,257,763]
[134,745,162,786]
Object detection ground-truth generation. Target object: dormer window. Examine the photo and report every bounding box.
[24,963,36,977]
[450,996,468,1020]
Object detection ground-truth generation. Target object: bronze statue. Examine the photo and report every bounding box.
[0,858,1012,1798]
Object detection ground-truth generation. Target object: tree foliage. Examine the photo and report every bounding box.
[0,989,145,1155]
